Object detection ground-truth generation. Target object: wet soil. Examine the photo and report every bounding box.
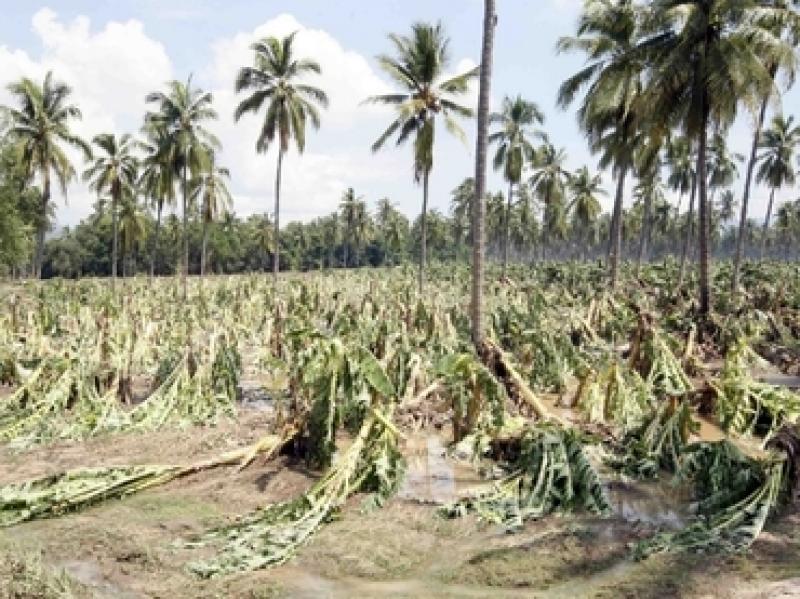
[1,419,799,598]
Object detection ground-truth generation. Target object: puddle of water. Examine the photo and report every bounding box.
[57,560,143,599]
[271,565,536,599]
[605,479,691,529]
[398,434,485,504]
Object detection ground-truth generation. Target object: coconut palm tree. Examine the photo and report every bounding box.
[486,192,507,251]
[557,0,645,287]
[638,0,794,315]
[707,133,743,204]
[145,77,219,298]
[568,165,606,258]
[666,135,698,279]
[234,32,328,283]
[138,126,176,278]
[118,193,148,278]
[375,197,407,266]
[472,0,496,346]
[450,177,475,253]
[190,153,233,277]
[82,133,138,289]
[633,166,666,266]
[512,183,539,258]
[1,72,90,278]
[365,22,478,291]
[756,115,800,255]
[732,0,799,290]
[529,142,570,259]
[340,188,370,267]
[489,95,546,275]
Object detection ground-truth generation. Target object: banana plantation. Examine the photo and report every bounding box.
[0,262,798,597]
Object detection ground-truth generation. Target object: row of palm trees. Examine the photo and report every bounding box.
[2,1,800,322]
[554,0,800,315]
[0,71,234,294]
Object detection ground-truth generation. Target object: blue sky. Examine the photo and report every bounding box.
[0,1,795,228]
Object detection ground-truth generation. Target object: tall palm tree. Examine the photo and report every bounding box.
[489,95,546,275]
[322,212,340,268]
[633,166,666,266]
[450,177,475,253]
[557,0,645,288]
[638,0,794,315]
[118,193,148,277]
[234,32,328,283]
[512,183,539,258]
[707,133,743,203]
[340,188,369,267]
[375,197,406,265]
[472,0,496,346]
[365,22,478,291]
[82,133,138,289]
[732,0,799,290]
[1,72,90,278]
[529,142,570,259]
[756,114,800,255]
[145,77,219,298]
[568,165,606,258]
[138,126,176,278]
[190,153,233,277]
[666,135,698,278]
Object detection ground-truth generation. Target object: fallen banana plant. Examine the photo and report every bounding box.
[0,425,298,527]
[712,339,800,438]
[608,399,697,479]
[634,428,798,558]
[577,361,652,432]
[186,408,403,577]
[439,422,610,530]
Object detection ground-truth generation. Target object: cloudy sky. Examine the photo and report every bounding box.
[0,1,796,229]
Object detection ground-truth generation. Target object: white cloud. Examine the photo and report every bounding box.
[1,10,479,228]
[0,8,173,225]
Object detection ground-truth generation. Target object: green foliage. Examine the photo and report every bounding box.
[609,400,698,479]
[188,410,404,577]
[713,339,800,437]
[634,441,785,558]
[440,423,610,529]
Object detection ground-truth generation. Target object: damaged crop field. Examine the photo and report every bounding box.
[1,263,800,598]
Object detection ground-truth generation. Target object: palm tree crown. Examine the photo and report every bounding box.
[82,133,139,285]
[1,71,90,277]
[145,77,218,297]
[235,32,328,282]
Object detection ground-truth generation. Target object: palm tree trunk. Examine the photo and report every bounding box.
[761,187,776,259]
[150,200,163,278]
[471,0,495,347]
[111,186,119,289]
[678,176,697,286]
[697,109,712,316]
[542,193,550,261]
[181,162,189,299]
[609,164,627,289]
[502,181,512,277]
[732,71,773,291]
[201,215,209,278]
[273,149,283,283]
[419,168,430,292]
[35,166,51,279]
[636,189,653,270]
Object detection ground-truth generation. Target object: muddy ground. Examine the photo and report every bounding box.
[1,405,799,599]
